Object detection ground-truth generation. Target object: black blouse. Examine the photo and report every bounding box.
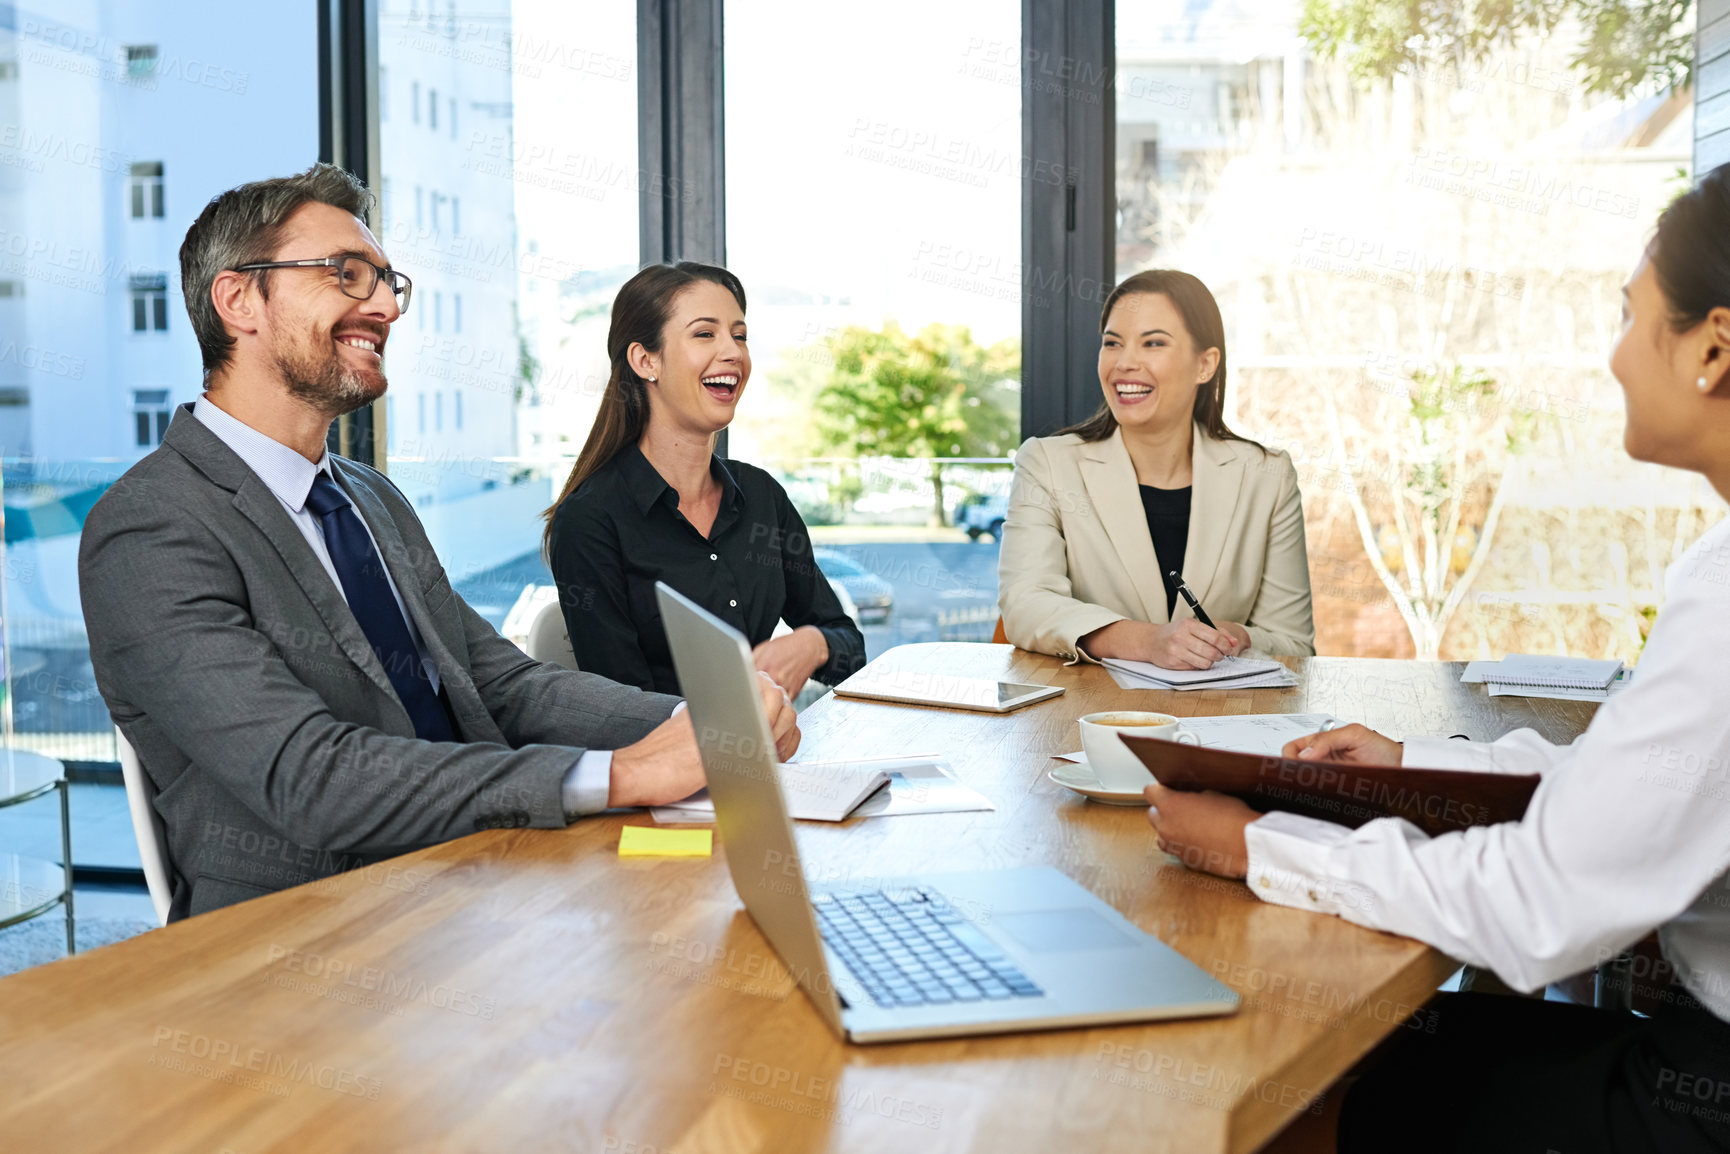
[546,444,865,695]
[1138,484,1192,618]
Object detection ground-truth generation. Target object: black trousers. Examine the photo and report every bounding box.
[1338,992,1730,1153]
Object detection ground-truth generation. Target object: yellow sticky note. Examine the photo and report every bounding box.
[619,825,712,858]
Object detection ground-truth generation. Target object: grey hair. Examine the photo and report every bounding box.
[178,163,374,383]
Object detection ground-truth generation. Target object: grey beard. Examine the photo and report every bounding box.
[275,340,384,417]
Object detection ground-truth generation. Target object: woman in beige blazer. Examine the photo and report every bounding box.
[997,269,1314,668]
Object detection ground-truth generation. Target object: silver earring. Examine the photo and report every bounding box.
[1700,376,1714,393]
[647,376,657,383]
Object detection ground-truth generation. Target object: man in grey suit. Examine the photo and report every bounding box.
[79,164,799,920]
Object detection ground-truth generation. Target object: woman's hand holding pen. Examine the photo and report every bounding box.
[1146,619,1247,669]
[1078,618,1250,669]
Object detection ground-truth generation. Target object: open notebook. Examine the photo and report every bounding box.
[651,760,893,823]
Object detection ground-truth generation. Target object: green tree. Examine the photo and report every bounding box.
[1301,0,1692,97]
[811,322,1019,527]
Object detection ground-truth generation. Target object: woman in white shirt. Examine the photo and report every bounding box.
[1147,170,1730,1153]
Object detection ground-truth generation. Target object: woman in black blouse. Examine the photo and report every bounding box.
[543,262,865,696]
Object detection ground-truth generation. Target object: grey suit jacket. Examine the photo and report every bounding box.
[79,404,679,920]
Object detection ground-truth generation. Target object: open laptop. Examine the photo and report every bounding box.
[655,582,1239,1043]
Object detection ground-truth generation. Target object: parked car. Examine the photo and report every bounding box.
[956,494,1009,541]
[813,549,894,624]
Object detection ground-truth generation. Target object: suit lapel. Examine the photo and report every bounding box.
[1078,430,1169,624]
[1182,428,1246,610]
[230,477,399,702]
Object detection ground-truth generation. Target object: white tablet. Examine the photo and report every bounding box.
[832,670,1064,713]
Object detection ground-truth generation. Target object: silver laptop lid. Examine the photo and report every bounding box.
[654,582,844,1033]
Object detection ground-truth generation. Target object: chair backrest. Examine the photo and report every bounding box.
[116,730,172,926]
[526,598,580,670]
[992,616,1009,645]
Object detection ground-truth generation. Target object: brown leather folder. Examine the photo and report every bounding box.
[1120,735,1540,837]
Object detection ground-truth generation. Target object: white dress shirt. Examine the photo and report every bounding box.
[191,398,613,815]
[1246,516,1730,1021]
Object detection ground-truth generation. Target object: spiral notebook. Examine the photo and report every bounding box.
[1476,654,1623,692]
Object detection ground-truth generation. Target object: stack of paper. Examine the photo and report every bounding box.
[1101,655,1299,692]
[1460,654,1631,702]
[1177,712,1342,754]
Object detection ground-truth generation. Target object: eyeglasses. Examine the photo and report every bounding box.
[231,254,413,311]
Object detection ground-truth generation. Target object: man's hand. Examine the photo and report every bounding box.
[608,673,801,807]
[752,626,828,697]
[1143,782,1256,879]
[607,709,703,808]
[1281,723,1403,766]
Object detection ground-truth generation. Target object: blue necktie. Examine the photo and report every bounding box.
[304,471,455,742]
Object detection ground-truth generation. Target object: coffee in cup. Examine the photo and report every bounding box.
[1078,711,1200,793]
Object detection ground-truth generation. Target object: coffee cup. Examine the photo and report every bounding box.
[1078,711,1200,793]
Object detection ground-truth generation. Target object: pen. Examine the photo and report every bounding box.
[1167,571,1216,629]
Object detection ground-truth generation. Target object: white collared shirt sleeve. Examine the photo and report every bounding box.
[559,702,686,819]
[1245,524,1730,998]
[561,751,614,817]
[1401,729,1572,778]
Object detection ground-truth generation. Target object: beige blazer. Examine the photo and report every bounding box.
[997,425,1315,662]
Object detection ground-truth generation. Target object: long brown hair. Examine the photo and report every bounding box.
[1056,268,1256,447]
[541,261,747,558]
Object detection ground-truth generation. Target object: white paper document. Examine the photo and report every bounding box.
[651,756,992,824]
[1102,655,1299,692]
[849,757,995,818]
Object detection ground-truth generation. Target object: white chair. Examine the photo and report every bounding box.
[116,730,172,926]
[525,598,580,670]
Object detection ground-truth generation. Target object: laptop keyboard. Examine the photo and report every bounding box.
[812,888,1044,1008]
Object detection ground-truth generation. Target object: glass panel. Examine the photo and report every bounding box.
[0,3,318,893]
[723,1,1021,658]
[379,0,639,631]
[1114,6,1711,661]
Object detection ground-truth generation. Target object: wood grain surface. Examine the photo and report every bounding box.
[0,648,1598,1154]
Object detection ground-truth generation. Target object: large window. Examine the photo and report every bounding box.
[1114,5,1707,662]
[724,0,1022,655]
[0,6,317,899]
[0,6,317,776]
[379,0,639,629]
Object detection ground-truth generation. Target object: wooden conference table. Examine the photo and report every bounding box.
[0,647,1599,1154]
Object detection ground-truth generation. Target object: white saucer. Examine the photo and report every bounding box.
[1047,762,1149,806]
